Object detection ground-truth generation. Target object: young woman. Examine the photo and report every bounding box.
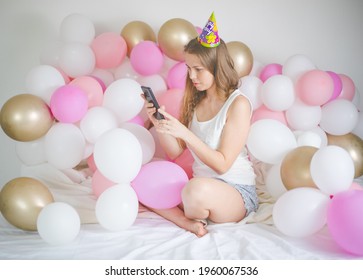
[143,14,258,237]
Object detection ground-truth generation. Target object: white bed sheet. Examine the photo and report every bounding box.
[0,163,362,260]
[1,213,361,260]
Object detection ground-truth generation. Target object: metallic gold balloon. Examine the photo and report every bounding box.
[280,146,318,190]
[121,20,156,56]
[327,133,363,178]
[158,18,198,61]
[226,41,253,78]
[0,177,54,231]
[0,94,54,141]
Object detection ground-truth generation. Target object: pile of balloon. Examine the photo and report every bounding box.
[0,14,362,254]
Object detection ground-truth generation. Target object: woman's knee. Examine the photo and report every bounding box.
[182,178,209,204]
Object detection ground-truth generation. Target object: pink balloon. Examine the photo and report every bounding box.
[87,154,97,173]
[167,62,187,90]
[70,76,104,107]
[326,71,342,102]
[127,114,145,127]
[92,169,116,198]
[327,189,363,255]
[296,69,334,106]
[158,88,184,118]
[130,41,164,76]
[50,85,88,123]
[89,75,107,92]
[195,26,202,34]
[259,63,282,82]
[91,32,127,69]
[339,74,355,101]
[131,161,188,209]
[251,105,288,126]
[173,148,194,179]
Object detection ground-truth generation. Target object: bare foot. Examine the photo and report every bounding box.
[187,220,208,237]
[148,206,208,237]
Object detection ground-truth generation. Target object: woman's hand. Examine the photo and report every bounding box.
[155,108,190,141]
[141,94,160,127]
[141,94,185,159]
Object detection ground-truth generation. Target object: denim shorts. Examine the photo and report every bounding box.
[217,179,259,216]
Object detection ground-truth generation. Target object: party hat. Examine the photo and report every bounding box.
[198,12,220,48]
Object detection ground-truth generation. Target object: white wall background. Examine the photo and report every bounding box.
[1,0,362,187]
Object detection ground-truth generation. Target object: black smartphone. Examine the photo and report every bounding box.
[141,86,165,120]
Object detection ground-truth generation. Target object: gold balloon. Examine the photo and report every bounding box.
[327,133,363,178]
[158,18,198,61]
[280,146,318,190]
[0,94,54,141]
[121,20,157,56]
[0,177,54,231]
[226,41,253,78]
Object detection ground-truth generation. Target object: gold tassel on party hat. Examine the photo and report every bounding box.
[198,12,220,48]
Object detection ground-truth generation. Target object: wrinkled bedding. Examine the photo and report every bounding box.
[0,162,362,260]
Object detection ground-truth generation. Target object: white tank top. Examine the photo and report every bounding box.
[188,89,256,185]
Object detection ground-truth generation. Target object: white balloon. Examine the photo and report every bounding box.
[45,123,86,169]
[83,142,94,159]
[60,13,95,45]
[59,42,95,78]
[114,58,139,80]
[91,68,115,88]
[310,145,355,195]
[95,185,138,231]
[282,54,316,82]
[286,99,322,131]
[37,202,80,245]
[296,131,322,148]
[352,112,363,139]
[93,128,142,183]
[261,75,295,111]
[265,163,287,199]
[159,55,179,80]
[137,74,167,96]
[320,99,359,135]
[249,60,265,77]
[80,107,118,144]
[25,65,65,104]
[247,119,297,164]
[352,87,361,111]
[310,126,328,147]
[273,188,329,237]
[239,75,263,111]
[120,122,155,164]
[16,137,46,165]
[103,78,144,123]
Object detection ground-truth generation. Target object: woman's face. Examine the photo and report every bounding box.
[185,53,215,92]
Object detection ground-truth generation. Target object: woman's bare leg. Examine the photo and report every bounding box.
[144,177,245,237]
[148,206,208,237]
[182,177,247,223]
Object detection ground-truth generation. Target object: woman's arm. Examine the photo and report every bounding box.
[158,95,252,174]
[143,99,184,159]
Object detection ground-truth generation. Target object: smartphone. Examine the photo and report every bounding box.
[141,86,165,120]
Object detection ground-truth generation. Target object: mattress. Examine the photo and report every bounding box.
[0,162,362,260]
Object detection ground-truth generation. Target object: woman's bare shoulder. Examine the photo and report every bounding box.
[230,94,251,114]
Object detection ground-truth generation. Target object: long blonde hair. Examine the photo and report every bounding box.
[178,37,240,148]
